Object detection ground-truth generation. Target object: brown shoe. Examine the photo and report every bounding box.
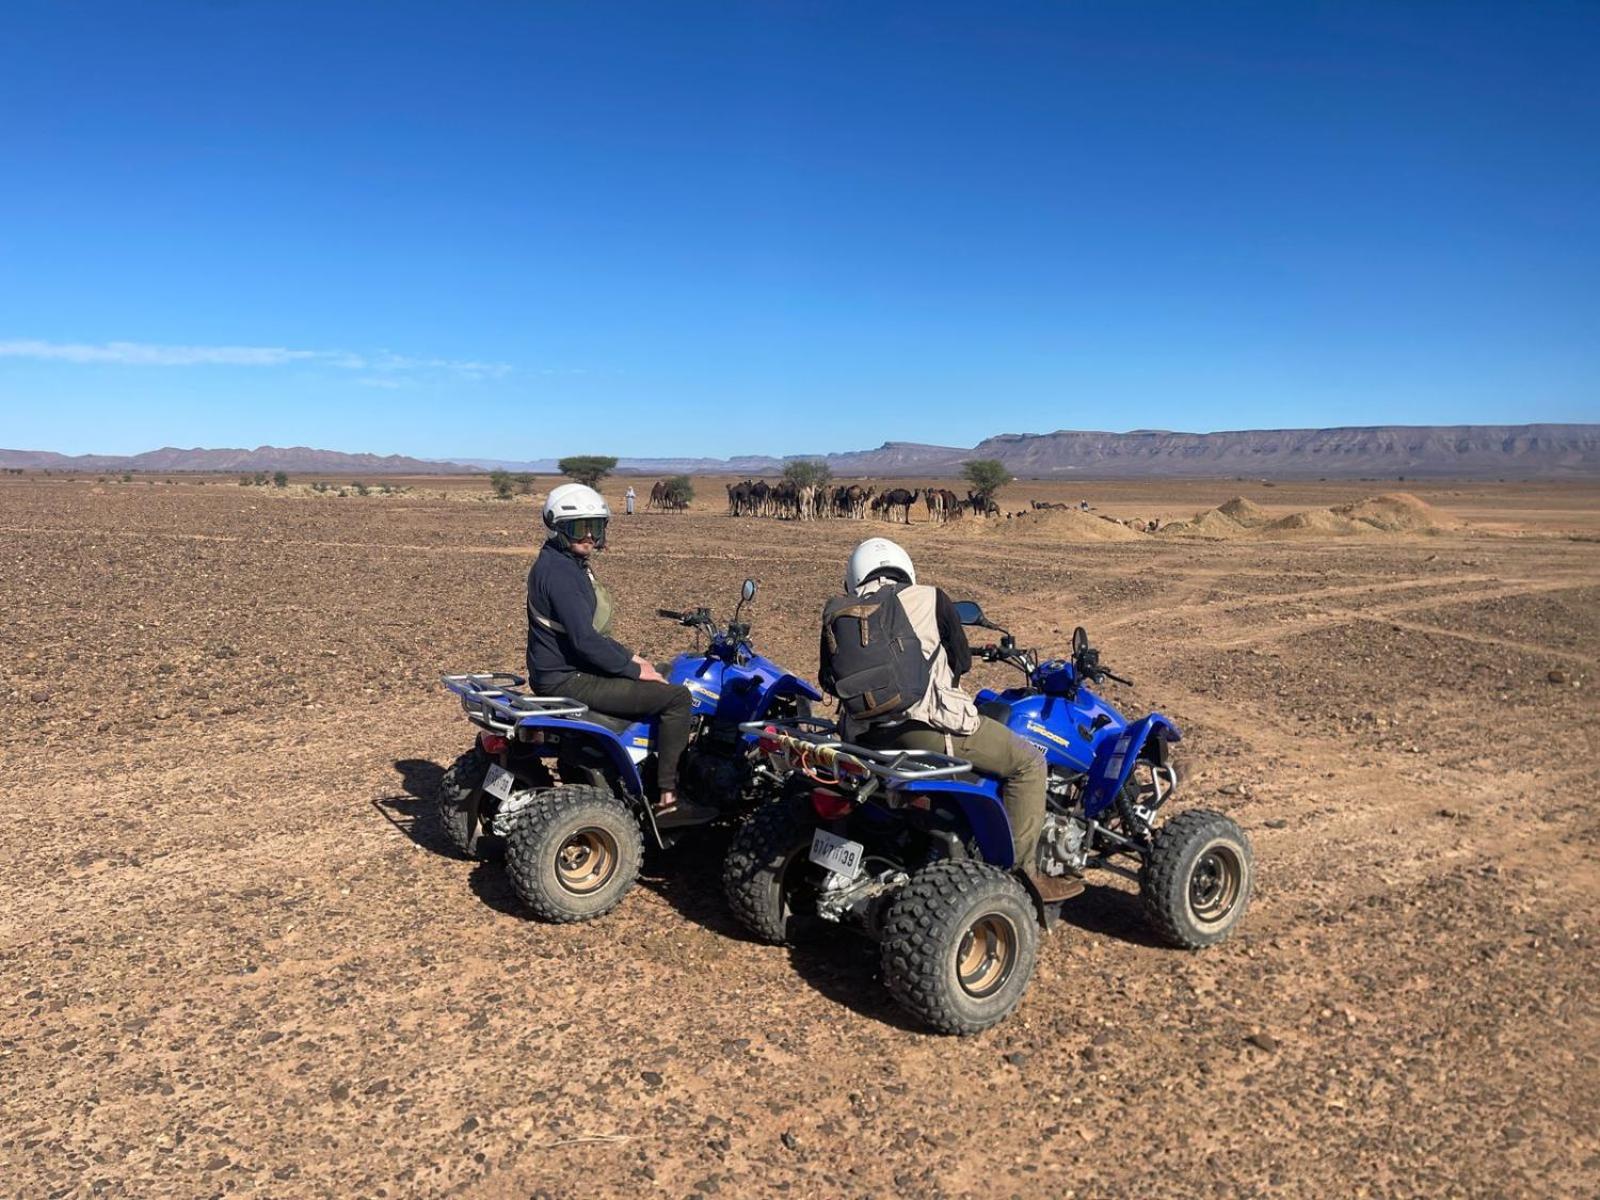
[653,797,720,829]
[1025,869,1085,904]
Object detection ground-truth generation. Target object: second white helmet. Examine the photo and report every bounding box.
[845,537,916,593]
[543,482,611,548]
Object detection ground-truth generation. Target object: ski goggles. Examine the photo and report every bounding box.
[559,517,608,544]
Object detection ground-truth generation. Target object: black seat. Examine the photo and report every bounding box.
[577,708,635,734]
[977,700,1012,724]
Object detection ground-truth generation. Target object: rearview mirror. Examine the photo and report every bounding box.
[953,600,985,626]
[742,578,757,602]
[1072,626,1090,654]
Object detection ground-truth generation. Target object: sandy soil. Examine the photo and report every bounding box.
[2,474,1598,1199]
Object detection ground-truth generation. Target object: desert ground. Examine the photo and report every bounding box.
[2,473,1598,1199]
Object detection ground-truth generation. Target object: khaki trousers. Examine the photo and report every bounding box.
[857,717,1046,867]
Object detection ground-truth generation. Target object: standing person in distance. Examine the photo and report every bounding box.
[821,537,1080,902]
[526,483,713,827]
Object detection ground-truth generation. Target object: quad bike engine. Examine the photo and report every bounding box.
[1038,812,1087,875]
[679,746,750,809]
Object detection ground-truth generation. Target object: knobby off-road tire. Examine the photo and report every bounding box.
[437,746,501,860]
[722,797,820,944]
[879,860,1040,1036]
[1140,809,1254,949]
[503,785,643,923]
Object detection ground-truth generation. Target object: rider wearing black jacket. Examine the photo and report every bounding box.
[528,483,711,827]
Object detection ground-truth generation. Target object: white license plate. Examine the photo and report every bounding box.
[482,763,516,801]
[809,829,865,882]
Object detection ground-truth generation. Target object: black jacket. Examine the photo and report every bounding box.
[526,540,638,682]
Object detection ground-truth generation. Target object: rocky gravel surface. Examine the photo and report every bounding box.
[2,476,1598,1198]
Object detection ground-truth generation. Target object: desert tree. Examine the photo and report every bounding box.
[782,459,832,489]
[961,458,1013,503]
[487,469,515,500]
[557,455,618,488]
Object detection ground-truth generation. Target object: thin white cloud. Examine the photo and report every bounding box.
[0,338,510,378]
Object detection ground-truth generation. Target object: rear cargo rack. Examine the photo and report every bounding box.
[739,718,972,783]
[441,672,589,733]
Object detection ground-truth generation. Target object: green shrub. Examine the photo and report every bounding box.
[664,475,694,508]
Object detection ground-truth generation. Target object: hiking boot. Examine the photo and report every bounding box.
[653,796,720,829]
[1024,868,1085,904]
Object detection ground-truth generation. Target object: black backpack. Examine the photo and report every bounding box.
[819,584,933,722]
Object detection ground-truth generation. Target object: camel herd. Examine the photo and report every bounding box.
[627,477,1008,523]
[709,480,1000,523]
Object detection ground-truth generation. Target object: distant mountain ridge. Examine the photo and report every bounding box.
[0,444,474,473]
[4,424,1597,477]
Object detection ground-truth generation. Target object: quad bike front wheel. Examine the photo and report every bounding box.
[436,746,501,861]
[1140,809,1254,949]
[503,786,644,922]
[879,860,1040,1035]
[721,794,823,945]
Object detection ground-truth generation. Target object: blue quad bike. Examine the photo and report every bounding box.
[438,579,821,922]
[723,603,1253,1034]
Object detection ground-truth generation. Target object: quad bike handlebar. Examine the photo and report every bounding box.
[657,606,714,627]
[976,634,1133,688]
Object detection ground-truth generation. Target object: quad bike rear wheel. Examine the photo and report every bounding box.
[879,860,1040,1035]
[721,793,823,945]
[1140,809,1253,949]
[436,746,501,860]
[503,785,643,922]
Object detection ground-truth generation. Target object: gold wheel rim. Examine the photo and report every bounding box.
[555,828,619,896]
[1189,842,1244,925]
[955,914,1019,999]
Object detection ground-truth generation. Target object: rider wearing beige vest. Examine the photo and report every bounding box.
[835,538,1080,903]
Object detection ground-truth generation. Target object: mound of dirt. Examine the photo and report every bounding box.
[1334,492,1444,533]
[1158,508,1249,539]
[1263,509,1372,536]
[999,508,1147,541]
[1216,496,1272,527]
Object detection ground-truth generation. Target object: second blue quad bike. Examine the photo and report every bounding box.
[439,579,821,922]
[723,604,1253,1034]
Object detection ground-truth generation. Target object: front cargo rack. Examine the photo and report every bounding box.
[738,717,972,784]
[441,672,589,733]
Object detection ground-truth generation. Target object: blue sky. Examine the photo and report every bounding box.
[1,0,1596,459]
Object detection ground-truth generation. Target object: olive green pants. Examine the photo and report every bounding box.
[857,717,1046,868]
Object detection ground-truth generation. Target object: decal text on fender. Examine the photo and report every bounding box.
[1025,721,1073,750]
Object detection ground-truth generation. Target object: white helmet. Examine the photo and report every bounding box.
[845,537,915,593]
[543,483,610,549]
